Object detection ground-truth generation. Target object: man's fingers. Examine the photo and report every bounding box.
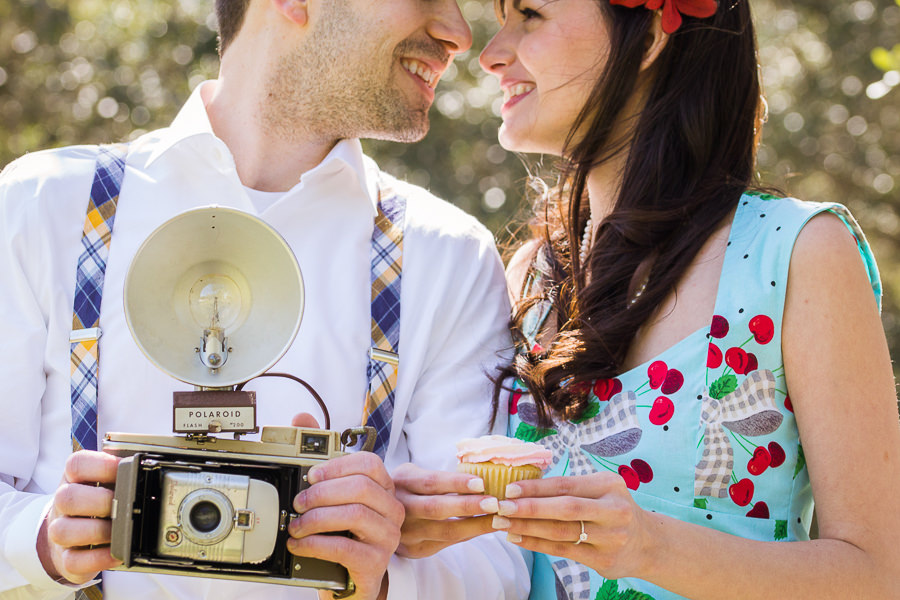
[47,516,112,547]
[400,514,496,545]
[306,452,393,491]
[289,503,397,545]
[294,476,404,525]
[393,463,486,496]
[54,483,115,518]
[57,547,121,585]
[64,451,120,485]
[291,412,321,428]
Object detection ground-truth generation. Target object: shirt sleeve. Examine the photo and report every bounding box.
[383,211,530,599]
[0,157,94,599]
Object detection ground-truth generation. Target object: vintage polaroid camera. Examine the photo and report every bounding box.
[102,207,371,596]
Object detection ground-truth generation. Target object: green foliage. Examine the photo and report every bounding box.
[3,0,900,382]
[514,421,556,443]
[709,374,738,400]
[774,519,788,541]
[693,497,709,510]
[595,580,656,600]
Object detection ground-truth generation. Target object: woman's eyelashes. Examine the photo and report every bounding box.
[518,7,542,20]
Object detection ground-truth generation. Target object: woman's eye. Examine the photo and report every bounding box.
[518,7,541,19]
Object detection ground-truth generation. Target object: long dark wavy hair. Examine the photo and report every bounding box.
[493,1,765,427]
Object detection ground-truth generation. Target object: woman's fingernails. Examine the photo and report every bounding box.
[467,478,485,493]
[492,515,511,529]
[498,500,517,516]
[480,497,499,513]
[507,533,523,543]
[505,484,522,499]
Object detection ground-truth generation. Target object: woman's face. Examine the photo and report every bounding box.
[480,0,610,155]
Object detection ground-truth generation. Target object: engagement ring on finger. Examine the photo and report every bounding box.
[574,520,588,545]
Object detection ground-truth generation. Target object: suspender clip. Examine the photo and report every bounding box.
[369,347,399,366]
[70,327,102,343]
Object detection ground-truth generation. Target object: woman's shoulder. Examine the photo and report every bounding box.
[733,190,881,309]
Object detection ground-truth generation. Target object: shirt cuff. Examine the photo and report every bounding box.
[384,553,416,600]
[3,495,96,592]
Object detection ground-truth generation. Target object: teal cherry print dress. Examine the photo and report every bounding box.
[508,193,881,600]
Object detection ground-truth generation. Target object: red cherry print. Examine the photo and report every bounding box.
[747,446,771,476]
[531,343,543,353]
[710,315,729,339]
[661,369,684,394]
[745,353,758,374]
[784,395,794,413]
[767,441,786,468]
[749,315,775,345]
[648,396,675,425]
[648,361,668,389]
[510,391,522,415]
[630,459,654,483]
[593,378,622,402]
[729,478,754,506]
[618,465,640,490]
[725,347,749,374]
[707,343,723,368]
[746,501,770,519]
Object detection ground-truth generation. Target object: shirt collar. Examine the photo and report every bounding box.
[146,80,378,213]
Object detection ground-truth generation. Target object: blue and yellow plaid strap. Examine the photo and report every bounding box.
[362,178,405,459]
[70,143,127,599]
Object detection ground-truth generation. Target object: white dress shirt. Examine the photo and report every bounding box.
[0,82,529,599]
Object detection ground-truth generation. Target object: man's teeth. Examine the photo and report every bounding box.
[401,59,439,88]
[504,83,535,103]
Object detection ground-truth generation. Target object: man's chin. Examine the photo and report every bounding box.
[362,114,430,143]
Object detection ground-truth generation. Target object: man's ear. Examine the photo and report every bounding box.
[271,0,309,25]
[640,11,668,71]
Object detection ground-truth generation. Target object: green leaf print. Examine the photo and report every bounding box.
[709,374,738,400]
[774,519,788,541]
[745,191,781,201]
[596,580,620,600]
[693,498,709,510]
[594,580,657,600]
[793,444,806,479]
[514,421,557,443]
[572,401,601,424]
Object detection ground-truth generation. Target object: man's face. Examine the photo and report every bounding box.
[262,0,472,144]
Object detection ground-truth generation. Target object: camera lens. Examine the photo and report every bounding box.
[189,501,222,533]
[178,488,235,546]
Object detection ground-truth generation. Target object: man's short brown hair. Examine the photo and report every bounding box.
[215,0,252,56]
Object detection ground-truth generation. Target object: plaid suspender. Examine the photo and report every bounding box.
[362,179,405,459]
[69,144,128,599]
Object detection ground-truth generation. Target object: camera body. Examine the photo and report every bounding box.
[104,426,353,594]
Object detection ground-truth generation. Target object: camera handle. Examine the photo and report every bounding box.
[235,372,331,430]
[340,426,377,453]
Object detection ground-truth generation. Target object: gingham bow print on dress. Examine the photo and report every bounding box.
[695,369,783,497]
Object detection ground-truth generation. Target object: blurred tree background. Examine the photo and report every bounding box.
[2,0,900,374]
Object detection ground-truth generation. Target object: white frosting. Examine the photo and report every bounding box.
[456,435,552,469]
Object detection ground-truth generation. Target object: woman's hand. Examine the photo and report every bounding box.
[490,472,654,580]
[392,463,501,558]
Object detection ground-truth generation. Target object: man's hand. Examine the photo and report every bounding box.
[287,413,402,600]
[286,450,404,600]
[38,450,122,584]
[393,462,499,558]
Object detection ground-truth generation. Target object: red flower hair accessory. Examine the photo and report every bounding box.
[610,0,718,34]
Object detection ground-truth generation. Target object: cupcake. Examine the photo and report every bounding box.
[456,435,552,500]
